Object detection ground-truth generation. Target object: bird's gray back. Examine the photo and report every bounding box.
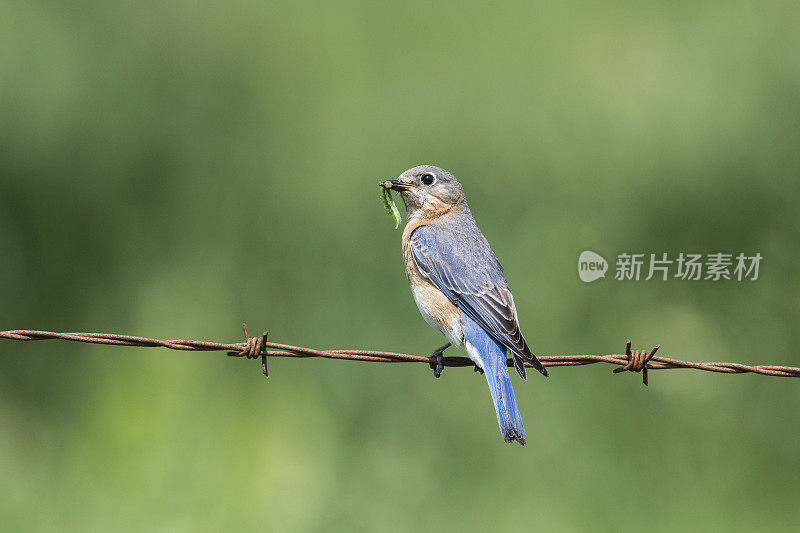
[426,207,508,289]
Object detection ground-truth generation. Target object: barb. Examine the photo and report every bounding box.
[1,327,798,385]
[612,341,660,386]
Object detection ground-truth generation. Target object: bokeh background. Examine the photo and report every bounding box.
[1,1,799,531]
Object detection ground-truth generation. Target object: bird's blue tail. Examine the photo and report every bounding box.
[462,313,526,445]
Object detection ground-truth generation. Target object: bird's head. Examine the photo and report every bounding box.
[380,165,465,221]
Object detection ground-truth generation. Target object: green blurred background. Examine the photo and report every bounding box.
[1,0,799,531]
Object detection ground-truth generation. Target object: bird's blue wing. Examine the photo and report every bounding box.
[409,224,547,379]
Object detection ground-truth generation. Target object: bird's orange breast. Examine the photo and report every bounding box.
[402,219,461,340]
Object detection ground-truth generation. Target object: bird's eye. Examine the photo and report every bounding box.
[421,173,436,185]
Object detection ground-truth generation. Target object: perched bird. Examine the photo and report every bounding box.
[380,165,547,445]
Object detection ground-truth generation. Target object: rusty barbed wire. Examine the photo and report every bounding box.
[1,326,799,386]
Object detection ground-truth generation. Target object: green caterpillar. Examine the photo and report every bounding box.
[380,186,402,229]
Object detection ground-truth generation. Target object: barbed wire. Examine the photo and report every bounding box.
[1,326,798,386]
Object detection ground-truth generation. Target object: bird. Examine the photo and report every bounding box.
[380,165,547,445]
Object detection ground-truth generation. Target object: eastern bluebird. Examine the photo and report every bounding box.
[381,165,547,445]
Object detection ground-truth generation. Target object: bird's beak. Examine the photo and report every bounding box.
[380,179,416,192]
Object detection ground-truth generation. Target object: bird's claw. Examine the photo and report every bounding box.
[428,343,451,379]
[432,354,444,378]
[473,364,484,375]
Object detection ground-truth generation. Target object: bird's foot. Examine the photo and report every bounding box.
[428,343,451,378]
[473,364,484,375]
